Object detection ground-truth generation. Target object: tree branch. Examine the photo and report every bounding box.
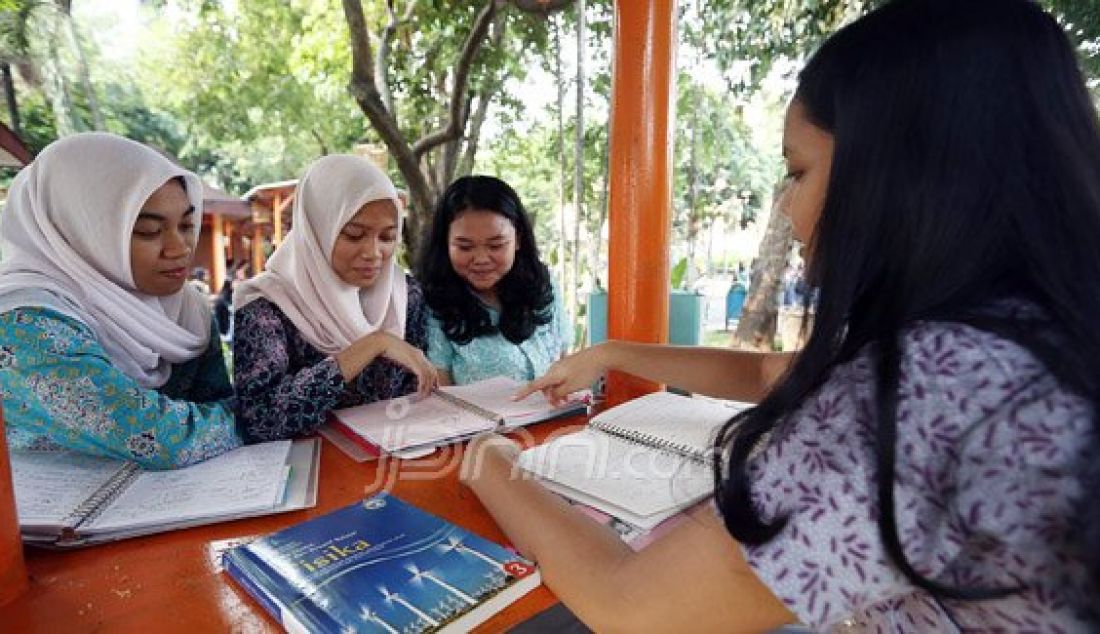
[411,0,499,159]
[342,0,377,89]
[343,0,434,248]
[310,128,328,155]
[458,14,506,177]
[374,0,412,116]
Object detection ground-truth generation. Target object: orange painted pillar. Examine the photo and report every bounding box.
[272,193,284,246]
[251,200,266,275]
[606,0,676,405]
[211,214,226,294]
[0,404,29,605]
[228,222,243,269]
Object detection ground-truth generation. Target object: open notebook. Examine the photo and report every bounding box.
[518,391,750,529]
[12,438,320,547]
[327,376,588,458]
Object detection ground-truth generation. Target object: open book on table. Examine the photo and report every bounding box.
[327,375,589,458]
[517,391,751,530]
[12,438,321,547]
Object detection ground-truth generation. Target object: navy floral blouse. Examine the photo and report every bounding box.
[232,275,428,443]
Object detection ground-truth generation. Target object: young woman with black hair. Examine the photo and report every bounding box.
[462,0,1100,630]
[418,175,569,385]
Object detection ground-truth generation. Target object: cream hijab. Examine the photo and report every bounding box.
[0,132,212,388]
[232,154,408,354]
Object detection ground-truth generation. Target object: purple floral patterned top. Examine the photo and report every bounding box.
[232,275,428,443]
[743,319,1097,632]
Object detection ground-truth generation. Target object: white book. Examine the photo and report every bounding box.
[329,375,589,456]
[518,391,751,529]
[12,438,321,547]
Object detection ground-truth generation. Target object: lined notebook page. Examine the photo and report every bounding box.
[83,440,293,534]
[589,391,750,460]
[333,394,493,451]
[519,429,712,519]
[518,392,753,526]
[11,451,123,530]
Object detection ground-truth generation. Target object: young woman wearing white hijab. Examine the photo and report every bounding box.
[0,133,240,469]
[232,154,436,442]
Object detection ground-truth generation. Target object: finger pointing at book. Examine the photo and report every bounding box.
[515,345,609,406]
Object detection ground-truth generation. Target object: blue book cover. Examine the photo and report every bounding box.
[223,493,540,633]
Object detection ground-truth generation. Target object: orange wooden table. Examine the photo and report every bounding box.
[0,417,587,632]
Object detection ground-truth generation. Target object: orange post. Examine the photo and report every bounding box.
[606,0,677,405]
[0,404,29,605]
[251,200,266,275]
[211,213,226,294]
[272,193,284,246]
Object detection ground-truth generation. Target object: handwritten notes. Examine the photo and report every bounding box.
[84,441,292,533]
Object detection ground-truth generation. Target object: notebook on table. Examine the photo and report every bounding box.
[328,375,589,458]
[517,391,751,530]
[223,493,541,633]
[12,438,321,547]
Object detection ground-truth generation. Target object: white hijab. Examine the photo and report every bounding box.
[0,132,212,388]
[232,154,408,354]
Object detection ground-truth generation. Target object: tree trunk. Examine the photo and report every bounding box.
[685,98,700,289]
[60,8,104,130]
[43,23,79,136]
[554,14,569,296]
[342,0,498,263]
[457,14,506,179]
[732,190,792,351]
[1,63,21,136]
[570,0,586,330]
[589,140,609,289]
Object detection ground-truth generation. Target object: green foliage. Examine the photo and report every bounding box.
[135,0,369,191]
[670,256,688,289]
[672,74,783,245]
[694,1,1100,95]
[9,87,53,151]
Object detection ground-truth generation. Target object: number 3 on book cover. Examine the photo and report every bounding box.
[223,493,540,633]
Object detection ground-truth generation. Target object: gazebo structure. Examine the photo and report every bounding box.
[240,179,297,281]
[196,185,252,294]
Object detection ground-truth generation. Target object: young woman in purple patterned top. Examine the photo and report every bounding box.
[231,156,437,443]
[461,0,1100,630]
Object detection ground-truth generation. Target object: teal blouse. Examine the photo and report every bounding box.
[427,287,571,385]
[0,307,241,469]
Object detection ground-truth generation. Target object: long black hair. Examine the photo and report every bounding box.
[716,0,1100,601]
[418,175,553,345]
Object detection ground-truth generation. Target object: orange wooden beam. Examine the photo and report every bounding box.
[606,0,676,405]
[0,407,29,606]
[250,201,266,275]
[272,192,294,246]
[211,214,226,294]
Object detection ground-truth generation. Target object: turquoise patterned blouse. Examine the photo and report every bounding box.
[427,286,571,385]
[0,307,241,469]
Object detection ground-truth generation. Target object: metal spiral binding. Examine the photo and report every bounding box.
[590,419,711,465]
[433,389,504,426]
[63,461,141,530]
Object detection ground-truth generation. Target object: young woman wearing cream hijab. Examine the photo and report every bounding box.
[0,133,240,469]
[232,154,435,442]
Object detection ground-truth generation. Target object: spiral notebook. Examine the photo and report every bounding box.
[11,438,321,547]
[328,376,589,457]
[517,391,751,529]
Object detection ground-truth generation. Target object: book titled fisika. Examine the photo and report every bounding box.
[223,493,541,633]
